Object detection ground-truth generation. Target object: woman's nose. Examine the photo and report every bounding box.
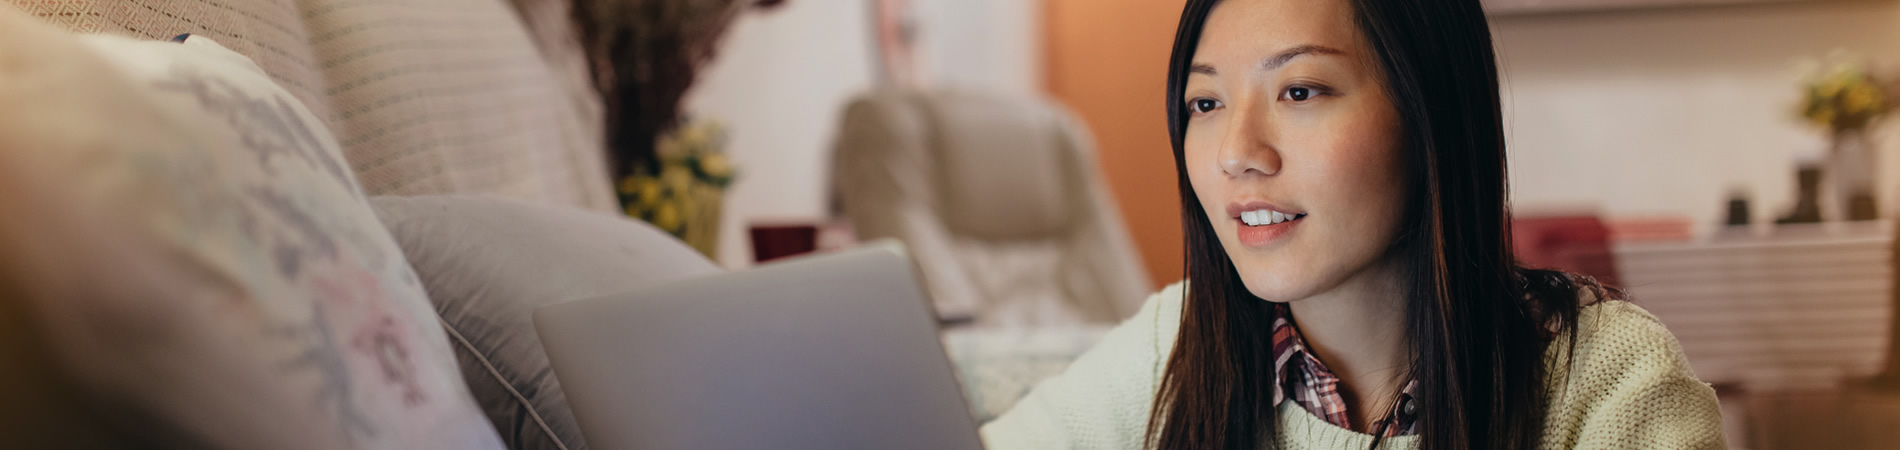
[1216,104,1281,178]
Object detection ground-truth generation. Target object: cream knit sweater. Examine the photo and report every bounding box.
[979,282,1726,449]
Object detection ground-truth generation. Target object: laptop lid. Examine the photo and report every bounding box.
[533,242,984,450]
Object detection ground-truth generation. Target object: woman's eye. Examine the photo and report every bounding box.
[1189,98,1221,114]
[1283,86,1314,102]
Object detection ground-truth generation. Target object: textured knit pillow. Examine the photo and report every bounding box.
[0,8,503,450]
[369,195,722,450]
[4,0,619,212]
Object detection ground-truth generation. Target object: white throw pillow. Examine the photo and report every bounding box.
[0,7,503,450]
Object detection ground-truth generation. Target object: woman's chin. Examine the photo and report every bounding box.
[1235,268,1318,303]
[1222,241,1326,300]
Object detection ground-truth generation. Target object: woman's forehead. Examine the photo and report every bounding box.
[1196,0,1364,67]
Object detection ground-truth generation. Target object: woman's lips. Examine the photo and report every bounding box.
[1226,201,1306,246]
[1235,214,1303,247]
[1225,201,1304,220]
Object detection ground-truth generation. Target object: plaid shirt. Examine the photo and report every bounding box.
[1272,303,1419,437]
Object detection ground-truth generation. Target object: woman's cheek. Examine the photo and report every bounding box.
[1183,129,1225,218]
[1329,121,1408,247]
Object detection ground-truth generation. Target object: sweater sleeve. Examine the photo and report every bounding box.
[978,282,1185,450]
[1544,301,1726,450]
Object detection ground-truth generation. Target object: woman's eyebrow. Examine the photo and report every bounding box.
[1260,45,1344,71]
[1188,44,1345,77]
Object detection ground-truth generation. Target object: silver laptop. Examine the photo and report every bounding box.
[533,242,985,450]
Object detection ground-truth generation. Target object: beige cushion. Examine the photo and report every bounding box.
[833,90,1152,327]
[371,195,723,450]
[8,0,616,212]
[925,94,1080,240]
[0,12,501,449]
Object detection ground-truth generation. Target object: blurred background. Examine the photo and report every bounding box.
[29,0,1900,447]
[641,0,1900,448]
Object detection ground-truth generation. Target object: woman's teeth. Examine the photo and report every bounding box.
[1240,210,1305,226]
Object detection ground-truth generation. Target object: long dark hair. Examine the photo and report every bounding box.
[1145,1,1608,449]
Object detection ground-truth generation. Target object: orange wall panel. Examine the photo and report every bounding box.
[1045,0,1187,286]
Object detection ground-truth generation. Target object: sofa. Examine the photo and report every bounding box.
[832,89,1153,328]
[0,1,1119,449]
[0,0,688,449]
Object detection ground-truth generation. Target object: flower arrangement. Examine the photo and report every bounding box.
[618,119,735,257]
[1788,54,1900,222]
[1796,56,1894,133]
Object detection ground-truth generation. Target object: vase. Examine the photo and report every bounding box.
[1775,165,1823,224]
[1826,129,1880,221]
[679,183,725,258]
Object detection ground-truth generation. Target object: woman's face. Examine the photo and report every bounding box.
[1183,0,1409,303]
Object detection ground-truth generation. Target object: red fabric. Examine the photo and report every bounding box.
[1513,215,1621,286]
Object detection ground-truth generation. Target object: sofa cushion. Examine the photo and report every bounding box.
[370,195,722,450]
[0,9,503,449]
[5,0,617,212]
[924,91,1083,241]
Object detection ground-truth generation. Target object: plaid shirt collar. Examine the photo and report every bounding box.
[1271,303,1420,437]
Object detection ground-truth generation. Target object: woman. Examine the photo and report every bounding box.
[978,0,1725,449]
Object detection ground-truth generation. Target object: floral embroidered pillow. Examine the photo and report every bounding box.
[0,8,503,450]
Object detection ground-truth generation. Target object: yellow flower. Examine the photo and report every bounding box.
[637,177,664,207]
[1812,108,1836,128]
[1849,83,1885,115]
[653,201,682,232]
[700,153,733,178]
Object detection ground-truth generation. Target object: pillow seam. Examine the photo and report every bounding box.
[438,314,572,450]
